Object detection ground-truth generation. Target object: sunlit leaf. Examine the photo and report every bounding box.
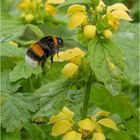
[87,39,124,95]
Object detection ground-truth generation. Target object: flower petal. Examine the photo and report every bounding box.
[52,120,72,136]
[78,118,95,131]
[45,4,57,15]
[62,63,79,78]
[67,4,86,16]
[97,118,118,130]
[68,12,87,30]
[111,10,132,21]
[47,0,65,4]
[107,3,129,13]
[63,131,82,140]
[62,107,74,119]
[92,111,110,121]
[92,133,106,140]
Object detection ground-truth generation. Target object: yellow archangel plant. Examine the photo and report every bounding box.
[49,107,118,140]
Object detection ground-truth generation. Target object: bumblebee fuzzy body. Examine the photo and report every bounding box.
[25,36,63,68]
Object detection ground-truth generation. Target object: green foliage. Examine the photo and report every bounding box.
[9,61,42,82]
[87,39,124,95]
[90,84,139,139]
[112,21,139,85]
[1,43,25,57]
[1,93,38,132]
[1,0,139,140]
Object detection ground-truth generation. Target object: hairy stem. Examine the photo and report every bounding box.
[82,70,92,119]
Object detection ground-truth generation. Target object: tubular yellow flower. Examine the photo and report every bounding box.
[62,63,79,78]
[52,120,73,136]
[104,29,112,39]
[111,10,132,21]
[78,118,95,131]
[97,118,118,130]
[53,47,85,63]
[47,0,65,4]
[49,107,74,124]
[25,14,34,23]
[108,62,115,71]
[92,132,106,140]
[62,107,74,119]
[67,4,86,16]
[107,3,132,21]
[107,3,129,13]
[45,3,57,15]
[63,131,82,140]
[84,25,96,39]
[68,12,87,30]
[108,15,120,30]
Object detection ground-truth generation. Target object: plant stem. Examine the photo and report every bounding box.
[82,70,92,119]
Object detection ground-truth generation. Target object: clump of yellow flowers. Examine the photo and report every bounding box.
[17,0,65,23]
[49,107,118,140]
[67,0,132,39]
[54,47,86,78]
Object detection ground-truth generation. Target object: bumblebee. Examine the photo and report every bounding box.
[25,36,63,73]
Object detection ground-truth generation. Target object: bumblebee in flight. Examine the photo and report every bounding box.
[25,36,64,73]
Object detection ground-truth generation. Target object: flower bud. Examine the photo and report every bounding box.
[104,29,112,39]
[25,14,34,23]
[62,63,78,78]
[84,25,96,39]
[96,6,103,13]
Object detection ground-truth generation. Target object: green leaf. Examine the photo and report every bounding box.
[1,130,21,140]
[35,79,69,117]
[87,39,124,95]
[1,14,26,39]
[0,71,21,95]
[58,0,90,8]
[1,93,38,132]
[27,24,44,39]
[9,61,42,82]
[1,43,26,57]
[90,84,139,137]
[112,22,139,85]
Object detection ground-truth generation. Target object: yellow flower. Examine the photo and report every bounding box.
[8,41,18,47]
[53,47,85,65]
[108,15,120,30]
[108,62,115,71]
[25,14,34,22]
[45,3,57,15]
[92,111,110,120]
[17,0,30,10]
[84,25,96,39]
[67,4,88,30]
[49,107,74,124]
[29,0,36,9]
[78,118,95,131]
[107,3,132,21]
[97,118,118,130]
[67,4,86,16]
[62,63,79,78]
[104,29,112,39]
[92,132,106,140]
[46,0,65,4]
[63,131,82,140]
[107,3,132,30]
[52,120,73,136]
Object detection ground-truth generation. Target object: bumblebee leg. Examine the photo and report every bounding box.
[40,55,47,75]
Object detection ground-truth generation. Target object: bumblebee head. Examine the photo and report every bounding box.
[57,37,64,48]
